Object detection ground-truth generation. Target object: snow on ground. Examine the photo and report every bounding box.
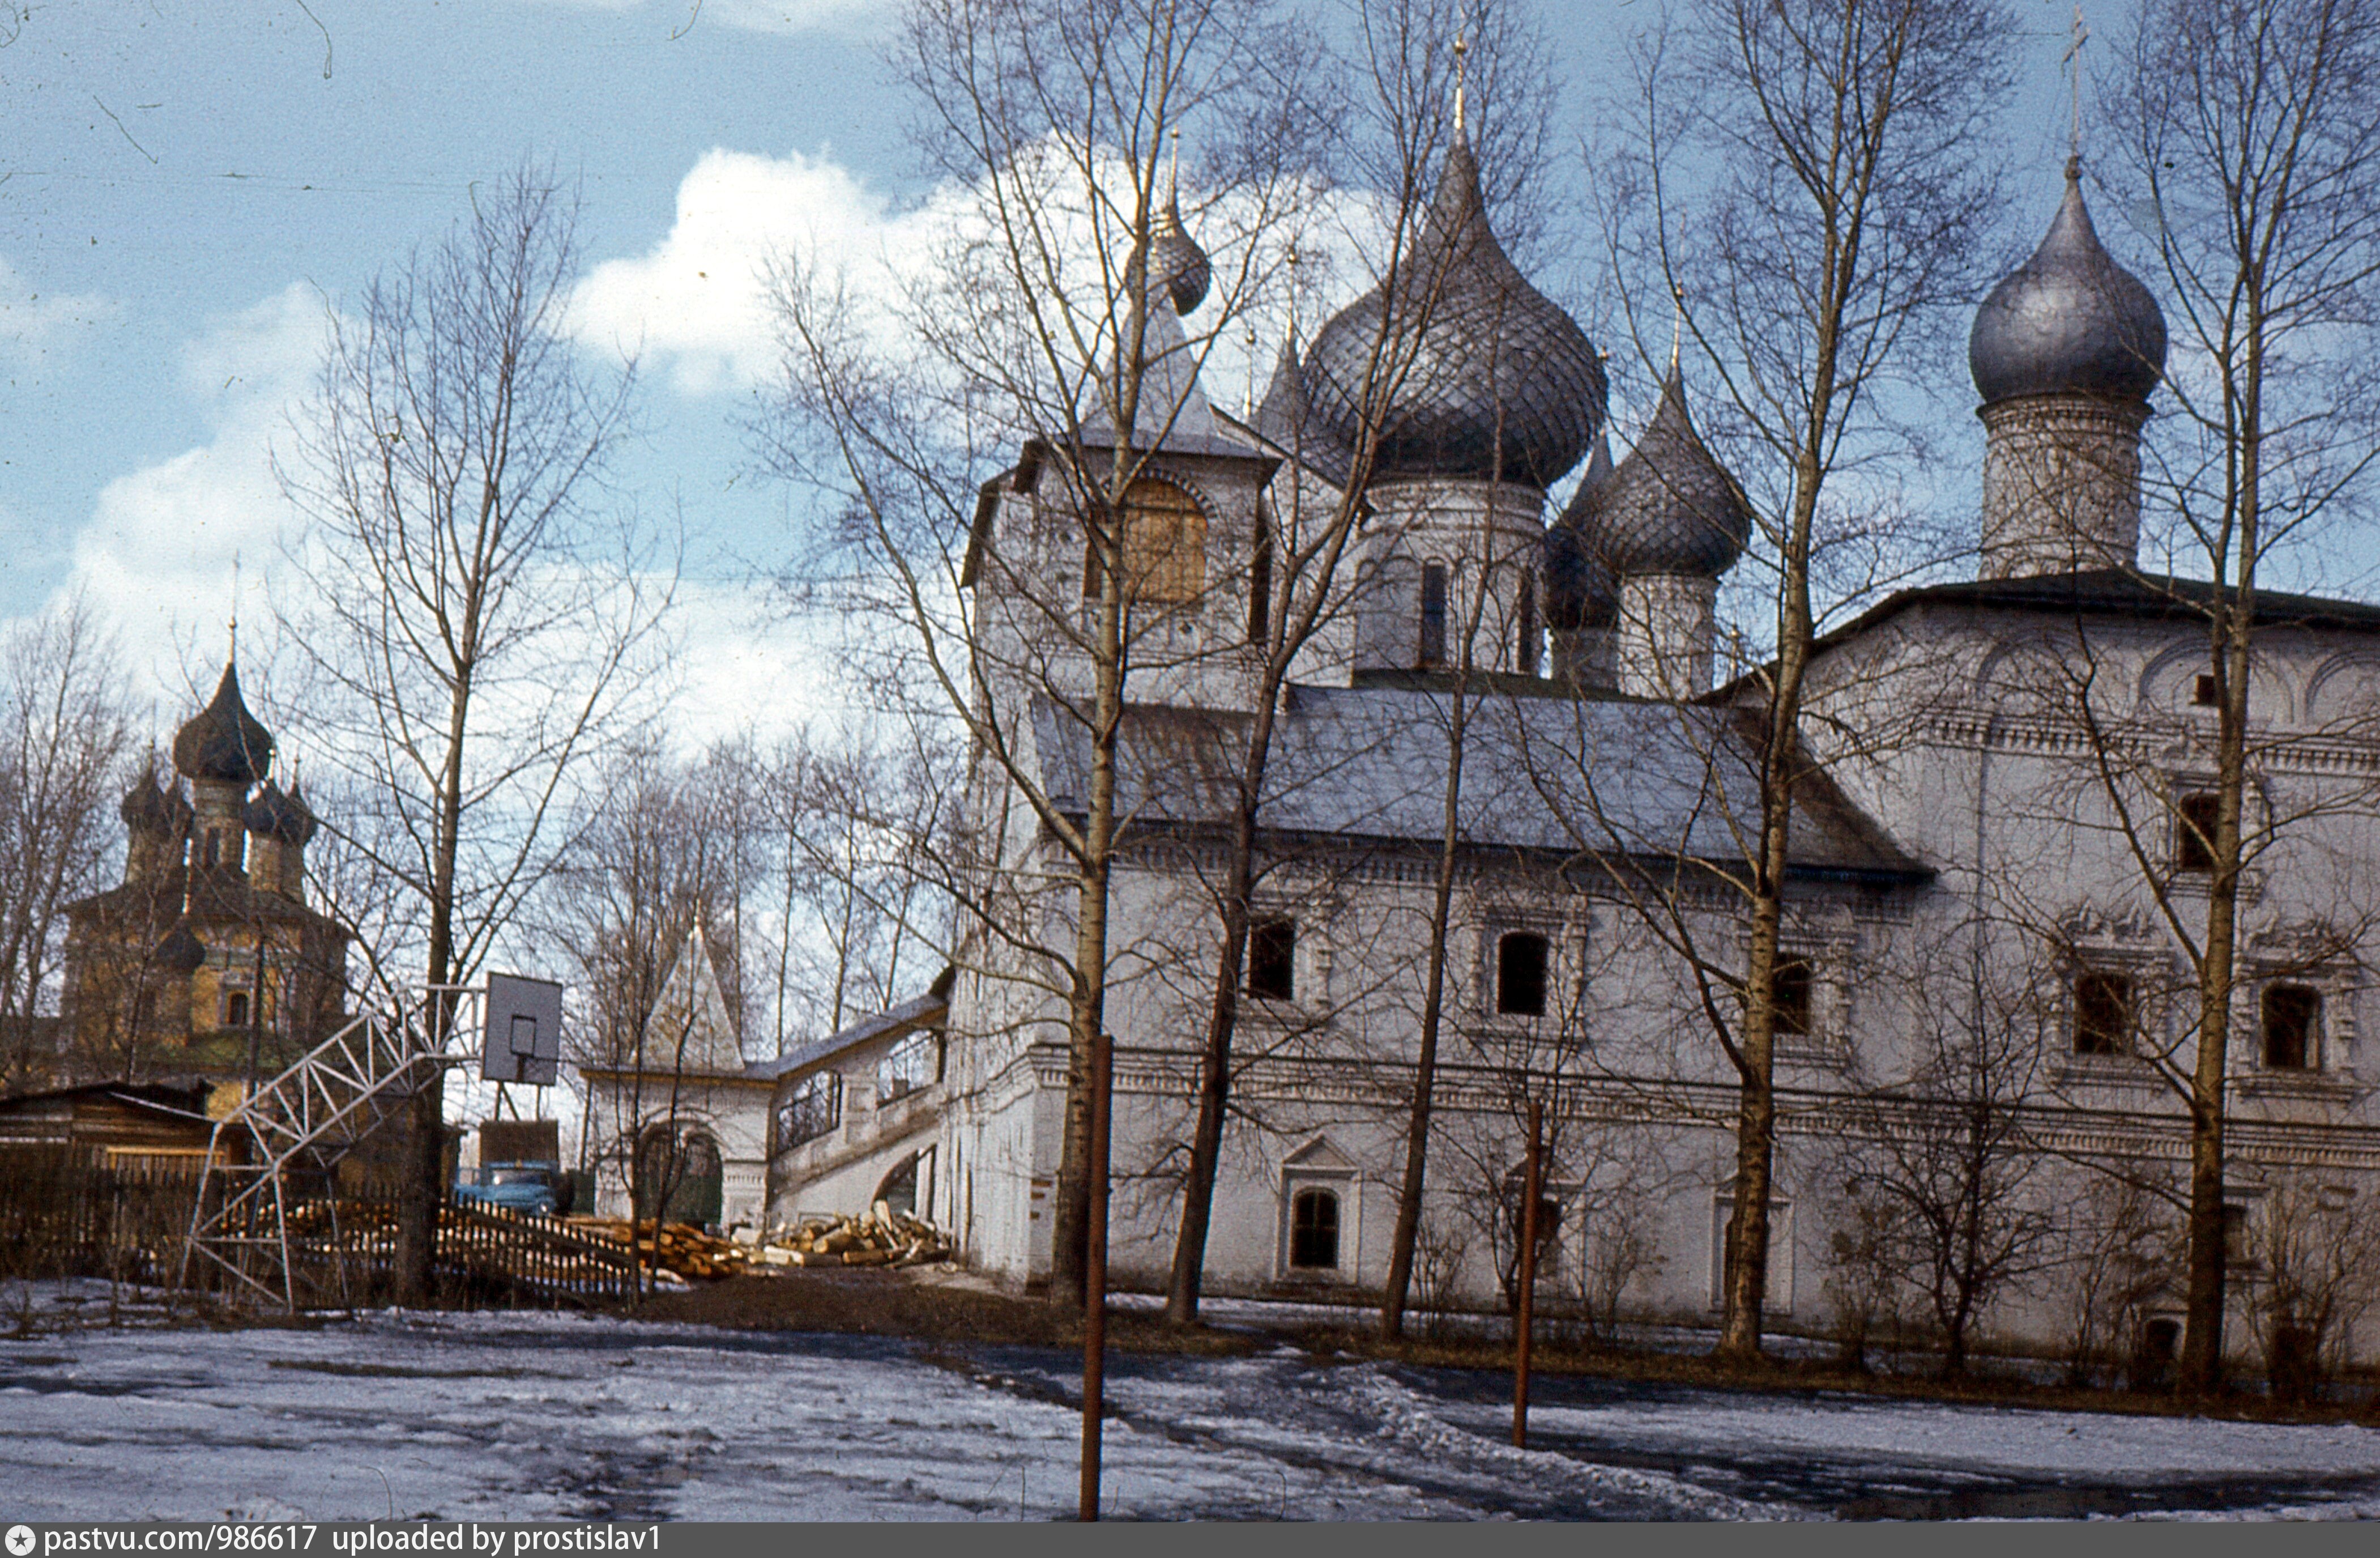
[1,1301,2376,1521]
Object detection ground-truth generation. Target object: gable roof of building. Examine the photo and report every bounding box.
[1029,683,1927,882]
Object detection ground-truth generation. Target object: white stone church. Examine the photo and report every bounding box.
[767,133,2380,1368]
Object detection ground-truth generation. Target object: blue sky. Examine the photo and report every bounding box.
[1,0,2105,742]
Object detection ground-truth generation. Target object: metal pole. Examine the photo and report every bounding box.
[1080,1028,1112,1521]
[1512,1095,1542,1449]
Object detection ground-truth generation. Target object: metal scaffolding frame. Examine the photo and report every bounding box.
[179,986,481,1310]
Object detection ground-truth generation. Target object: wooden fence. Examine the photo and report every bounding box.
[3,1148,640,1309]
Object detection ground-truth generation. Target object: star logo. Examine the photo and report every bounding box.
[5,1525,35,1557]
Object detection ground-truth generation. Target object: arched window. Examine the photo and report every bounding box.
[1497,932,1549,1016]
[1086,478,1206,603]
[1517,568,1539,675]
[1289,1187,1340,1270]
[224,991,250,1029]
[1418,563,1449,667]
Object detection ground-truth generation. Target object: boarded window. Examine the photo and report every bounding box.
[2175,791,2220,871]
[1123,479,1206,602]
[2074,970,2134,1056]
[1774,958,1814,1039]
[1247,917,1296,1001]
[1081,479,1206,603]
[1419,563,1448,667]
[1289,1187,1340,1269]
[2262,984,2321,1070]
[1497,931,1549,1016]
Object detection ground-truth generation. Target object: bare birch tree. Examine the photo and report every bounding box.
[2100,0,2380,1394]
[276,165,673,1304]
[1596,0,2015,1361]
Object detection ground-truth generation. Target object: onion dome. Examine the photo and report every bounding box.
[1970,160,2166,405]
[153,921,207,976]
[1576,363,1752,577]
[172,661,274,786]
[242,778,318,847]
[1148,199,1211,316]
[121,765,194,838]
[1300,129,1606,488]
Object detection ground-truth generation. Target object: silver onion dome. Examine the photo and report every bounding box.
[1147,198,1211,315]
[1574,364,1751,577]
[1298,129,1606,488]
[1970,161,2166,405]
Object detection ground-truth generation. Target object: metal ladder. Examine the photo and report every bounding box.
[179,991,471,1310]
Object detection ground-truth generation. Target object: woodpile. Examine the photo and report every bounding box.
[553,1202,953,1281]
[565,1218,754,1281]
[761,1202,953,1269]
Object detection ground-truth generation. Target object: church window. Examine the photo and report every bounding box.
[1500,1180,1564,1282]
[1517,569,1539,675]
[1247,917,1296,1002]
[2262,984,2321,1070]
[2175,791,2220,871]
[1774,957,1814,1039]
[2073,970,2134,1056]
[1289,1187,1340,1270]
[1248,506,1273,644]
[1497,932,1549,1016]
[224,991,250,1029]
[1419,563,1448,667]
[1081,479,1205,603]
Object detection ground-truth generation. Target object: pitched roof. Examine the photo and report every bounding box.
[1029,682,1927,882]
[749,969,956,1086]
[1812,569,2380,658]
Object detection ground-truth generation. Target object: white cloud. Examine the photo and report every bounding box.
[571,140,1388,414]
[0,256,117,368]
[570,146,915,393]
[67,284,325,705]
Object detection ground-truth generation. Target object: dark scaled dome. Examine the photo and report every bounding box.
[1147,198,1211,315]
[1970,161,2166,405]
[173,661,274,786]
[243,778,318,847]
[1299,129,1606,488]
[153,920,207,976]
[121,765,194,837]
[1573,364,1752,577]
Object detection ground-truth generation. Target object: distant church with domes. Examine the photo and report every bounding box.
[59,657,351,1094]
[767,130,2380,1363]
